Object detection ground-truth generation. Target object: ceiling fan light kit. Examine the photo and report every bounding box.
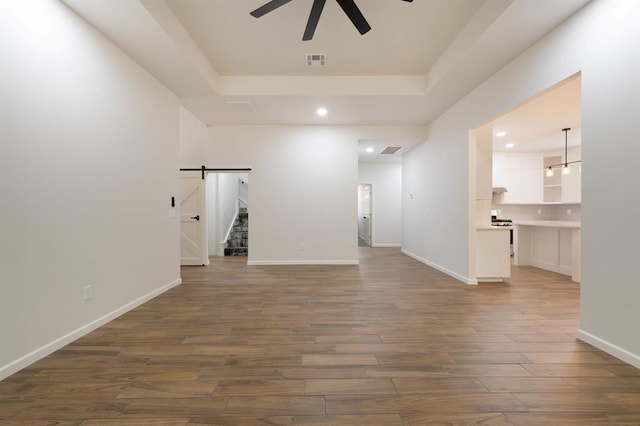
[251,0,414,41]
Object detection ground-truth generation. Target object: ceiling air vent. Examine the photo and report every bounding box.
[381,146,402,155]
[225,101,256,112]
[306,54,326,66]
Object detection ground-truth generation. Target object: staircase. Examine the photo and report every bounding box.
[224,207,248,256]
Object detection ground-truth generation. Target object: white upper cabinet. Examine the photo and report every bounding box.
[494,148,581,205]
[498,154,543,204]
[492,153,506,187]
[476,128,494,200]
[562,164,582,203]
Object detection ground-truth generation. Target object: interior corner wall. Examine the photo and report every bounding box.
[358,162,403,247]
[0,0,181,379]
[204,126,359,264]
[402,0,640,365]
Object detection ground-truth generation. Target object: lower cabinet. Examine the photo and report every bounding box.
[476,229,511,282]
[513,222,581,282]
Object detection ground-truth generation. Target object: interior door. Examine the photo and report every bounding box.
[357,184,372,246]
[180,176,208,266]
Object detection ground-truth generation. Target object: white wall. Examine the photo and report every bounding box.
[205,126,359,264]
[358,163,403,247]
[179,106,205,168]
[0,0,181,379]
[403,128,471,282]
[204,126,427,264]
[205,173,218,256]
[402,0,640,366]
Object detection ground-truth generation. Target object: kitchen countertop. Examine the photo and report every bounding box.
[512,220,581,229]
[477,226,513,231]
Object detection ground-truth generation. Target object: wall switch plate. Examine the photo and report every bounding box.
[83,285,93,301]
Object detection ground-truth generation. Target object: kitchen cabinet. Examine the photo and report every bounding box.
[543,155,562,203]
[494,153,543,204]
[476,127,493,200]
[492,153,506,187]
[494,150,580,205]
[562,163,581,203]
[542,153,581,203]
[502,167,543,204]
[513,220,581,282]
[476,228,511,282]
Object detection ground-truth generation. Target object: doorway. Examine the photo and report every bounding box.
[472,73,582,282]
[357,184,372,247]
[205,172,250,258]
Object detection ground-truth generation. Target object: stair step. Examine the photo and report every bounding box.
[224,247,248,256]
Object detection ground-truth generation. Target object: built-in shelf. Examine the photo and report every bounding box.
[543,155,562,203]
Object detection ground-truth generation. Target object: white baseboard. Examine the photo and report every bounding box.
[247,260,359,266]
[477,277,505,283]
[577,329,640,369]
[531,260,572,277]
[0,278,182,381]
[371,243,402,248]
[401,249,477,285]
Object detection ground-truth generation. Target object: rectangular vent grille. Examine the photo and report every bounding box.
[306,54,326,66]
[225,101,255,112]
[381,146,402,155]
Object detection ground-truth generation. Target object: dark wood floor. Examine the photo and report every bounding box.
[1,248,639,425]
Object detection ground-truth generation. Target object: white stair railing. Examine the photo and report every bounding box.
[219,198,249,254]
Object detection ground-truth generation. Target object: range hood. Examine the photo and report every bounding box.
[492,187,508,194]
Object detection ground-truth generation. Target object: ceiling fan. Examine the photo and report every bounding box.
[250,0,414,41]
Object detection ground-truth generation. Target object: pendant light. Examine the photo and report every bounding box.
[545,128,580,177]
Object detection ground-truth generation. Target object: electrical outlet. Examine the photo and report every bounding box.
[537,209,542,215]
[567,208,572,215]
[83,285,93,301]
[298,243,305,251]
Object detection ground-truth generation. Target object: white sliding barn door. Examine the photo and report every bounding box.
[180,176,208,266]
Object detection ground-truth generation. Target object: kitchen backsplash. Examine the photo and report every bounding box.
[492,204,581,221]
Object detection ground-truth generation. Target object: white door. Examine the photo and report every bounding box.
[180,176,208,266]
[357,184,372,246]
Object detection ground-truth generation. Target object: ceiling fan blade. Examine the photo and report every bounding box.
[336,0,371,35]
[302,0,327,41]
[250,0,292,18]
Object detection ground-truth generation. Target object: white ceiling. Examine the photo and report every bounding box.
[165,0,483,76]
[490,74,582,153]
[62,0,590,162]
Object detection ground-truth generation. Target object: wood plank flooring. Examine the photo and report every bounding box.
[1,247,639,424]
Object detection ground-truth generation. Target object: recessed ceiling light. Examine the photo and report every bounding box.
[505,143,515,148]
[316,107,328,116]
[366,147,374,153]
[496,131,507,137]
